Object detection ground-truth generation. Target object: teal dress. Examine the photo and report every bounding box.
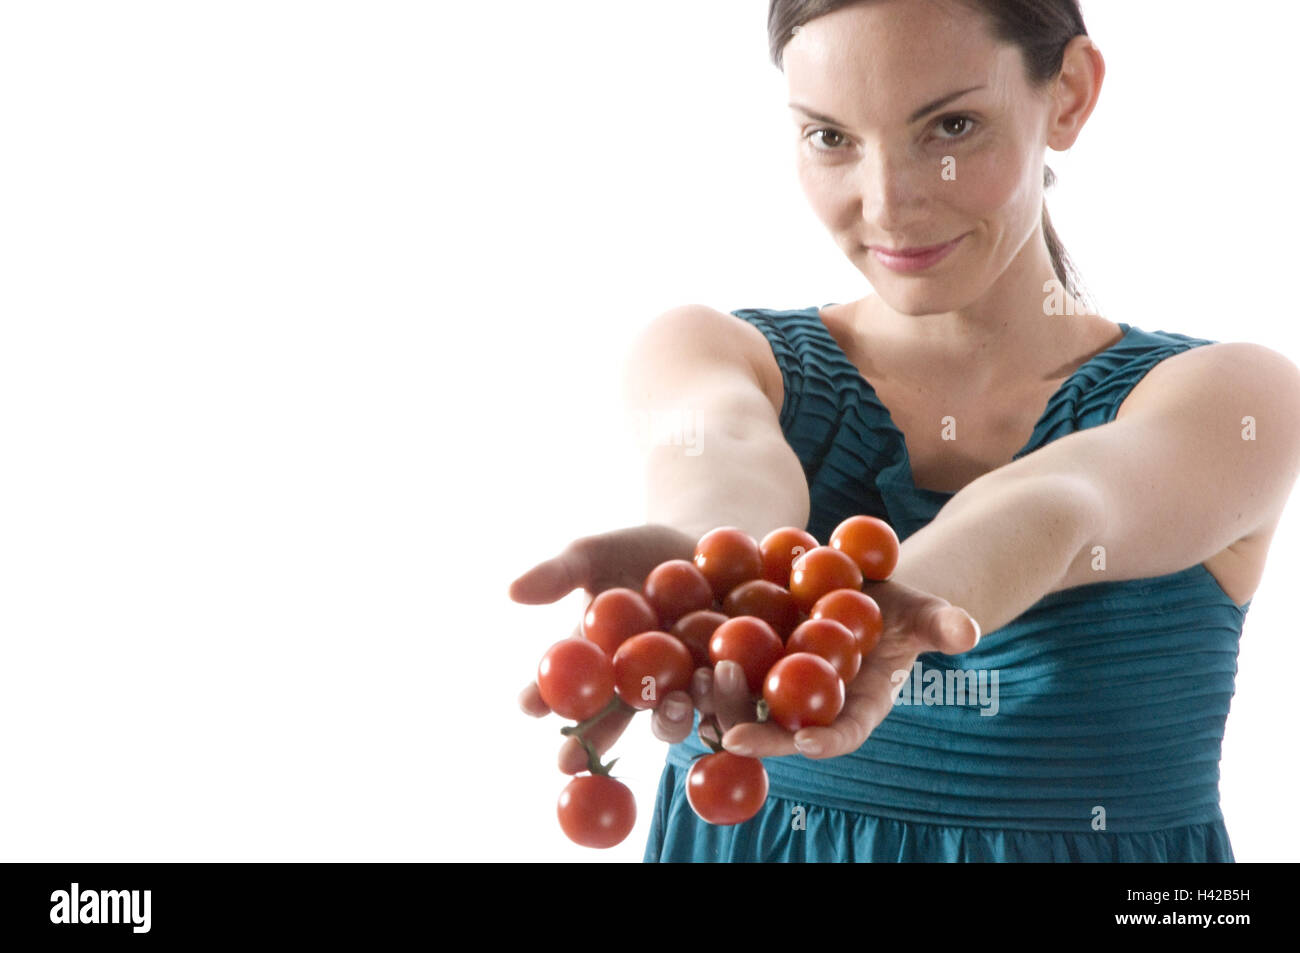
[644,305,1250,863]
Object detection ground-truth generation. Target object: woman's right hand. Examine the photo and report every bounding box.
[509,524,753,774]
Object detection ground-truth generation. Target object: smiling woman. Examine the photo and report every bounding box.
[776,0,1095,313]
[511,0,1300,864]
[638,0,1300,863]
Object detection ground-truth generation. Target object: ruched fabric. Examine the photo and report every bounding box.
[644,305,1249,863]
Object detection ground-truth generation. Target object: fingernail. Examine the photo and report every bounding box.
[664,697,690,720]
[971,616,982,646]
[692,668,712,696]
[717,662,742,694]
[795,737,821,756]
[727,742,752,756]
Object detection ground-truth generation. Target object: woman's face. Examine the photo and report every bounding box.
[784,0,1058,315]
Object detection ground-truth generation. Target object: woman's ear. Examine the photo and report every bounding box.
[1046,35,1105,152]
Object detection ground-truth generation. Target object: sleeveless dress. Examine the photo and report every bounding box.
[643,304,1251,863]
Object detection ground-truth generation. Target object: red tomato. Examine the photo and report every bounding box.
[810,589,884,657]
[763,652,845,732]
[758,526,820,588]
[670,609,728,670]
[582,587,660,658]
[785,617,862,683]
[788,546,863,613]
[707,616,785,695]
[611,631,694,710]
[556,775,636,848]
[685,751,769,826]
[830,515,900,581]
[722,579,801,641]
[537,638,616,722]
[642,559,714,627]
[693,527,763,602]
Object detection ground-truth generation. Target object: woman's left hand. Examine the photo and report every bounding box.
[719,577,981,759]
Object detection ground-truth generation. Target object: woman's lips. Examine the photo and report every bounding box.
[870,233,967,273]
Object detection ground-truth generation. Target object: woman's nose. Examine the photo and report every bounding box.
[857,147,930,232]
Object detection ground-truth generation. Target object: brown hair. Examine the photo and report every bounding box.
[769,0,1092,310]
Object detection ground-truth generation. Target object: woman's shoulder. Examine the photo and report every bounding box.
[637,304,791,415]
[693,304,814,415]
[723,301,862,416]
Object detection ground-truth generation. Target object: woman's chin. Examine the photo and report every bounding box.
[861,274,965,317]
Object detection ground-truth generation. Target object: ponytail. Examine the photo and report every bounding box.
[1041,164,1093,313]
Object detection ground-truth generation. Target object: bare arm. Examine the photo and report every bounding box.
[891,342,1300,636]
[621,304,811,542]
[513,304,814,770]
[888,474,1101,637]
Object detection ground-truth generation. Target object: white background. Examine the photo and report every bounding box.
[1,1,1296,862]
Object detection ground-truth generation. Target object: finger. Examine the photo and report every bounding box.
[712,661,754,732]
[507,543,591,605]
[519,681,550,717]
[689,667,715,716]
[914,604,981,656]
[558,736,593,775]
[557,705,636,774]
[789,703,873,759]
[720,720,797,758]
[650,690,695,743]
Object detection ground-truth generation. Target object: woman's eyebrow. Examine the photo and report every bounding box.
[788,85,987,126]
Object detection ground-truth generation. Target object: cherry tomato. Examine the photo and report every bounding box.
[810,589,884,656]
[788,546,863,613]
[830,515,900,581]
[722,579,801,641]
[708,616,785,695]
[537,638,616,722]
[758,526,820,588]
[556,774,636,848]
[670,609,728,670]
[582,587,660,657]
[685,751,769,826]
[763,652,845,732]
[693,527,763,602]
[642,559,714,627]
[785,617,862,683]
[612,631,694,709]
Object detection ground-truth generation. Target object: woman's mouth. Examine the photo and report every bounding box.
[870,233,968,273]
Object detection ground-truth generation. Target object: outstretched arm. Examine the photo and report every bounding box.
[895,342,1300,636]
[887,473,1101,638]
[728,341,1300,759]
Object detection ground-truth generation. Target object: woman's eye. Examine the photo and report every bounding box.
[805,128,847,151]
[935,114,978,140]
[804,116,976,152]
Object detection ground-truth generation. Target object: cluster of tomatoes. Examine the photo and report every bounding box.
[535,515,900,849]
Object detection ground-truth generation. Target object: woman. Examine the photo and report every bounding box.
[511,0,1300,861]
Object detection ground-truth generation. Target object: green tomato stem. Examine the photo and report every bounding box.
[575,732,617,776]
[558,693,634,776]
[559,693,629,738]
